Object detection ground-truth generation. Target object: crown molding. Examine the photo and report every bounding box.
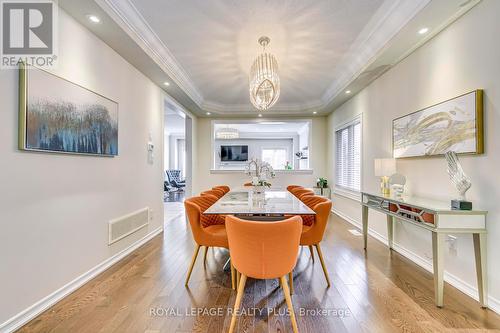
[95,0,204,105]
[96,0,429,115]
[321,0,431,107]
[201,100,324,114]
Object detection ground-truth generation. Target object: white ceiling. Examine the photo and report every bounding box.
[60,0,481,116]
[129,0,384,109]
[214,121,308,134]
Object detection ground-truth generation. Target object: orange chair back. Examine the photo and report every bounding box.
[286,185,303,192]
[184,196,228,248]
[301,195,327,210]
[226,215,302,279]
[201,189,224,199]
[185,195,223,229]
[300,196,333,245]
[212,185,230,194]
[293,188,314,200]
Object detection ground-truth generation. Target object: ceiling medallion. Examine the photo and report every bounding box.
[249,36,280,111]
[216,127,239,139]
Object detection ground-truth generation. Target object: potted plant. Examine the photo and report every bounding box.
[317,177,328,188]
[316,177,328,196]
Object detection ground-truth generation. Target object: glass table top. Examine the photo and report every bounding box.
[204,188,315,215]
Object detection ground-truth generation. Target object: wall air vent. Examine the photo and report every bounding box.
[108,207,149,245]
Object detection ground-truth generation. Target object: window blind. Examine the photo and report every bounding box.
[335,119,361,192]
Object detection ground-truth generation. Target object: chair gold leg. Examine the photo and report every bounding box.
[280,276,299,333]
[229,274,247,333]
[315,244,331,287]
[288,271,294,295]
[308,245,315,263]
[185,244,201,286]
[203,246,209,266]
[230,261,236,290]
[236,270,241,289]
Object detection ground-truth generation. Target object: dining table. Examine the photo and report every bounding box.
[204,187,316,271]
[204,187,316,220]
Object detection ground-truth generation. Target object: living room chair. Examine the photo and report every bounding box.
[226,215,302,333]
[166,170,186,191]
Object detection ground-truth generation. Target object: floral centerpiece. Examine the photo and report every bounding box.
[245,158,276,193]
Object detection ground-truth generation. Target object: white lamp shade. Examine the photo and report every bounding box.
[374,158,396,177]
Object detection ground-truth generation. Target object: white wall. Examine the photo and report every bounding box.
[0,8,165,326]
[327,0,500,310]
[195,117,327,194]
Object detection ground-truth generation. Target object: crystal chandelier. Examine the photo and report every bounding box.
[249,36,280,111]
[216,127,239,139]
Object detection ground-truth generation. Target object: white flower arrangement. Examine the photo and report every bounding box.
[245,158,275,188]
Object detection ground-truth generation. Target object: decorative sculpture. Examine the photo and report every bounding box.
[445,151,472,210]
[389,173,406,198]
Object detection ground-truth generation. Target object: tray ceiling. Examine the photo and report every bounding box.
[62,0,481,116]
[129,0,384,108]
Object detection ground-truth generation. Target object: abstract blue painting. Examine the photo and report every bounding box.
[20,65,118,156]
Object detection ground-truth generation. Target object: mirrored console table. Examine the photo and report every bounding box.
[361,191,488,308]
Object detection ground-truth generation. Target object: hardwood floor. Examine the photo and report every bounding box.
[18,208,500,333]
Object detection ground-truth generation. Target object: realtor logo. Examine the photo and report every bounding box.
[1,0,58,68]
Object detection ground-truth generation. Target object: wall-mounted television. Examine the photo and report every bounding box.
[221,145,248,162]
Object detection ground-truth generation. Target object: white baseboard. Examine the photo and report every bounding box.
[331,208,500,315]
[0,227,163,333]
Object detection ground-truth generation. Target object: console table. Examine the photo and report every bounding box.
[361,191,487,308]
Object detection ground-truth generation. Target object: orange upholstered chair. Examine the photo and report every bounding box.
[299,196,333,287]
[184,196,234,287]
[226,215,302,333]
[201,189,225,199]
[292,188,315,200]
[243,182,253,186]
[286,185,303,192]
[212,185,230,194]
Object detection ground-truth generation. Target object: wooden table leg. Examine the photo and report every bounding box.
[473,233,488,308]
[432,232,444,307]
[387,215,394,250]
[362,205,368,250]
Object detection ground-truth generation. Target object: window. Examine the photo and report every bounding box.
[262,148,288,170]
[335,117,361,192]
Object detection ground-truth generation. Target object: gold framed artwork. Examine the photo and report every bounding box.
[392,90,484,158]
[19,62,119,156]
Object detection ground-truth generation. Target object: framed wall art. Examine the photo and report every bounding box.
[19,62,118,156]
[393,90,483,158]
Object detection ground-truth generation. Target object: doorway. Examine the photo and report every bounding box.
[163,97,192,208]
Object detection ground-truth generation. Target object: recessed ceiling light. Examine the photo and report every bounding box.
[87,15,100,23]
[313,111,317,114]
[163,81,170,86]
[345,90,351,94]
[418,27,429,35]
[206,112,211,115]
[258,114,262,117]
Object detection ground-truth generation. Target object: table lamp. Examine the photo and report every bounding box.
[374,158,396,195]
